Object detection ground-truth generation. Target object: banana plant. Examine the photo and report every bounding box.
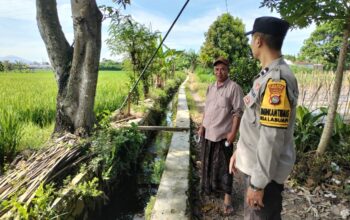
[154,35,183,88]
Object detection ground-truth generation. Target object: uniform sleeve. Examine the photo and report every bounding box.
[231,84,244,117]
[250,78,290,189]
[250,126,286,188]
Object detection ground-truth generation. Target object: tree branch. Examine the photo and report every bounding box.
[36,0,73,76]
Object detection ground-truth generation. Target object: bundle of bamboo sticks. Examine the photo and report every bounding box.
[0,133,91,217]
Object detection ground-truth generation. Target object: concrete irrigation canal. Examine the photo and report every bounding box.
[100,78,190,219]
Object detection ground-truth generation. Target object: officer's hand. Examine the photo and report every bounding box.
[246,187,264,210]
[226,131,235,144]
[229,151,237,175]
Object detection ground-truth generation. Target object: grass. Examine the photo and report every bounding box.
[0,70,130,152]
[192,68,214,100]
[144,196,156,220]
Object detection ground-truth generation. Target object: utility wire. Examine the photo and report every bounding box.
[118,0,190,112]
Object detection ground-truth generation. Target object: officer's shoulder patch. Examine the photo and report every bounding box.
[260,79,291,128]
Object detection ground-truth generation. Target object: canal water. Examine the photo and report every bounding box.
[101,98,177,220]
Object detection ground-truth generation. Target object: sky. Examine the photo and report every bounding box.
[0,0,315,63]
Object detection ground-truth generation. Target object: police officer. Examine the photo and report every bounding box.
[229,16,299,219]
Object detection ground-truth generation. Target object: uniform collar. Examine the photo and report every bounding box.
[256,57,285,79]
[266,56,285,71]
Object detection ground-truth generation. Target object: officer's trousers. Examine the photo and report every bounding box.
[244,175,284,220]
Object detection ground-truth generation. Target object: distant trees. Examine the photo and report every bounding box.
[299,20,350,71]
[99,59,123,71]
[284,54,296,62]
[0,62,4,72]
[0,61,29,72]
[178,50,198,73]
[199,13,259,92]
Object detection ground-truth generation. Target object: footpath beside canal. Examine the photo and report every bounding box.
[151,78,190,220]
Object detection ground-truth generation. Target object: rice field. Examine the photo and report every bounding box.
[0,70,130,151]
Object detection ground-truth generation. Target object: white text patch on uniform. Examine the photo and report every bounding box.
[260,79,291,128]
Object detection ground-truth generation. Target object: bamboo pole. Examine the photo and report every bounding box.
[119,125,189,131]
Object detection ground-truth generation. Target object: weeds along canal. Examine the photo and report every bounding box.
[100,97,177,220]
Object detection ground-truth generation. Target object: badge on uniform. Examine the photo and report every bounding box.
[268,83,285,105]
[260,79,291,128]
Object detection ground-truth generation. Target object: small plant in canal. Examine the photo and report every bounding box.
[151,159,165,184]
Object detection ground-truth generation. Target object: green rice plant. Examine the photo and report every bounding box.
[0,109,22,166]
[19,122,54,151]
[0,70,130,152]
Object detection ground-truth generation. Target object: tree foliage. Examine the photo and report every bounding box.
[107,16,158,97]
[152,40,184,88]
[299,20,350,70]
[199,13,259,93]
[261,0,349,28]
[199,13,250,66]
[177,50,198,72]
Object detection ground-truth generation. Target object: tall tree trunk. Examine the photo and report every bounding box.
[36,0,102,136]
[317,21,350,155]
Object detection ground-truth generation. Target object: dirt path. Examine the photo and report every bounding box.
[187,74,350,220]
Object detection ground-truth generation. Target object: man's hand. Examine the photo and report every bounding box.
[246,187,264,210]
[229,150,237,174]
[226,131,235,144]
[198,126,205,137]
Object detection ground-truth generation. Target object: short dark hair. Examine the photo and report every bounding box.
[254,32,285,51]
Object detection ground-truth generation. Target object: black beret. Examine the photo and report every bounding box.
[245,16,290,37]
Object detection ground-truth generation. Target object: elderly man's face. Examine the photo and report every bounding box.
[214,63,229,83]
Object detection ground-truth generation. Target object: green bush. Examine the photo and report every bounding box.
[90,124,146,181]
[294,106,326,154]
[0,183,58,219]
[195,66,215,83]
[294,106,350,167]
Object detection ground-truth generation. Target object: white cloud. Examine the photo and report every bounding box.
[0,0,36,21]
[0,0,317,61]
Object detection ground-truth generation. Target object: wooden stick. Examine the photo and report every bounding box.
[119,125,189,131]
[114,116,137,124]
